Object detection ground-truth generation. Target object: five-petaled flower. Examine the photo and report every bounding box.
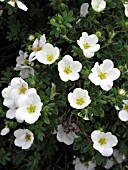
[91,0,106,12]
[77,32,100,58]
[91,130,118,157]
[36,43,60,64]
[15,93,43,124]
[68,88,91,109]
[58,55,82,82]
[14,129,34,149]
[88,59,120,91]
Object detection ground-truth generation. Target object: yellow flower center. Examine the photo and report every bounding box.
[33,46,42,52]
[98,72,107,80]
[27,105,36,113]
[124,104,128,111]
[64,66,72,74]
[47,55,54,62]
[24,59,29,65]
[98,138,106,146]
[19,86,27,94]
[76,98,85,106]
[83,43,90,49]
[25,133,31,141]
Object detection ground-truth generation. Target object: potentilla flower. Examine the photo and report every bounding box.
[73,157,96,170]
[88,59,120,91]
[91,130,118,157]
[0,127,10,136]
[29,34,46,61]
[8,0,28,11]
[80,3,89,17]
[9,77,29,101]
[117,100,128,122]
[104,159,114,169]
[56,124,78,145]
[113,149,125,164]
[2,86,15,108]
[58,55,82,82]
[15,65,34,79]
[68,88,91,109]
[36,43,60,64]
[77,32,100,58]
[91,0,106,12]
[15,93,43,124]
[14,129,34,149]
[123,2,128,17]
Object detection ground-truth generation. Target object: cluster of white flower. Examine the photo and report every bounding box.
[0,0,28,11]
[2,77,43,124]
[1,77,43,149]
[14,50,34,79]
[80,0,128,18]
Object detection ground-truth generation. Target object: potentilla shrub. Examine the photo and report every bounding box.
[0,0,128,170]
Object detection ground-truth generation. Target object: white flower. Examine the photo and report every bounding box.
[14,129,34,149]
[73,157,96,170]
[91,130,118,157]
[68,88,91,109]
[77,32,100,58]
[123,2,128,17]
[36,43,60,64]
[9,77,29,101]
[56,124,78,145]
[91,0,106,12]
[29,34,46,61]
[15,93,43,124]
[15,66,34,79]
[88,59,120,91]
[113,149,125,164]
[0,127,10,136]
[104,159,114,169]
[8,0,28,11]
[2,86,15,108]
[117,100,128,122]
[58,55,82,82]
[80,3,89,17]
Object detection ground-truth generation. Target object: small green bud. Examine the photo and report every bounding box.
[96,31,102,37]
[118,89,126,96]
[28,34,35,41]
[50,19,56,24]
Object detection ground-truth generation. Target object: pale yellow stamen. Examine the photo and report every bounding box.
[124,104,128,111]
[98,138,106,146]
[24,59,29,65]
[27,105,36,113]
[98,72,107,80]
[33,46,42,52]
[83,43,90,49]
[47,55,54,62]
[19,86,27,94]
[76,98,84,105]
[25,133,31,141]
[64,67,72,74]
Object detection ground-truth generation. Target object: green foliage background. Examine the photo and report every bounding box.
[0,0,128,169]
